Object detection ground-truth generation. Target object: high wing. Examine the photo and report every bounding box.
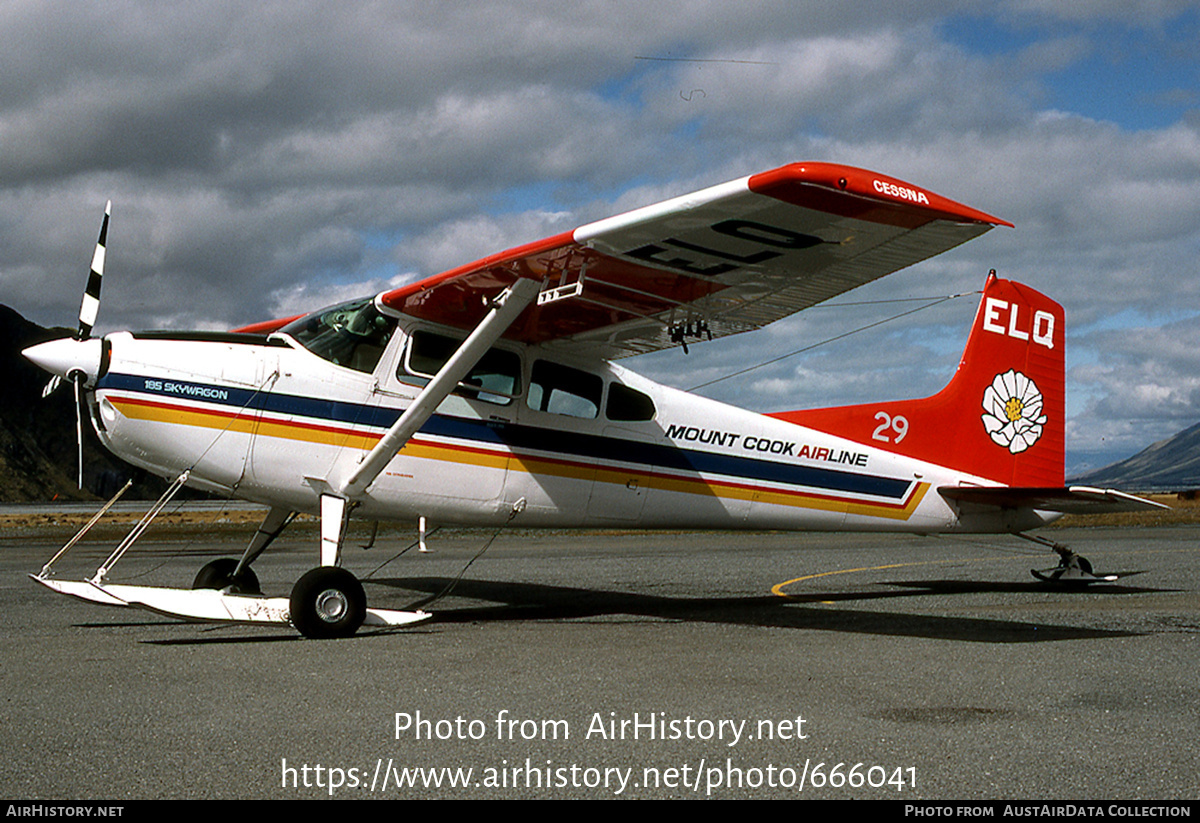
[379,162,1011,359]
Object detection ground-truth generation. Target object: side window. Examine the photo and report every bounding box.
[401,331,521,405]
[606,383,656,422]
[527,360,602,419]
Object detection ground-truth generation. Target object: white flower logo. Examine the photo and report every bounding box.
[980,369,1047,453]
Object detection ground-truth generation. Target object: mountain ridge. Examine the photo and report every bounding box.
[1069,420,1200,492]
[1,305,174,502]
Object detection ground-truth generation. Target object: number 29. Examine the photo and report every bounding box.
[872,411,908,443]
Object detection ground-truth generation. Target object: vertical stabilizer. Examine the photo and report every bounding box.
[769,273,1065,487]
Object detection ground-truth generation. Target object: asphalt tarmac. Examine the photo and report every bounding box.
[2,522,1197,800]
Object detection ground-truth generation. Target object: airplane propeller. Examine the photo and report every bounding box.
[77,200,110,341]
[25,201,111,489]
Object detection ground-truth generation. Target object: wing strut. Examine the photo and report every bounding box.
[335,277,541,499]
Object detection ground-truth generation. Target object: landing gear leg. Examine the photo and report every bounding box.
[290,495,366,638]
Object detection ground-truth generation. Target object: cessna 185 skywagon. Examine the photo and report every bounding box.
[23,162,1164,638]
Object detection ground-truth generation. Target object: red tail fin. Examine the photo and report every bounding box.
[769,273,1065,486]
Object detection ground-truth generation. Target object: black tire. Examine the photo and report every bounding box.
[289,567,366,639]
[192,558,261,595]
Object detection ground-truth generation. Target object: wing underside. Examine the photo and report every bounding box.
[379,162,1011,359]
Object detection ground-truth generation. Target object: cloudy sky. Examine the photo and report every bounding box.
[2,1,1197,474]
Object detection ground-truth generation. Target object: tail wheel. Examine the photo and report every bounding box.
[290,567,366,639]
[192,558,261,595]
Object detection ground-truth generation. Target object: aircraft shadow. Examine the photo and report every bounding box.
[883,577,1167,596]
[143,631,301,646]
[82,573,1161,646]
[369,576,1143,644]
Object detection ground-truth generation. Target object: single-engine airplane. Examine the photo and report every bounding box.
[23,162,1166,638]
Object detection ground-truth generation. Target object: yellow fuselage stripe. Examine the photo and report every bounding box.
[111,395,926,520]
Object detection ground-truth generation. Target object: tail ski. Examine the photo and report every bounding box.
[770,272,1064,487]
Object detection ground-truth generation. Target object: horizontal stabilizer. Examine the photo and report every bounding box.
[939,485,1169,514]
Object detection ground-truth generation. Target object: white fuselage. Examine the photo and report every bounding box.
[85,316,1046,535]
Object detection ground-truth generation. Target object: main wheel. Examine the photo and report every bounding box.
[192,558,261,595]
[289,567,366,639]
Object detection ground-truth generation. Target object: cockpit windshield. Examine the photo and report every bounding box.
[279,297,396,374]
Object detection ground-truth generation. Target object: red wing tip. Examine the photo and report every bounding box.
[749,162,1013,228]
